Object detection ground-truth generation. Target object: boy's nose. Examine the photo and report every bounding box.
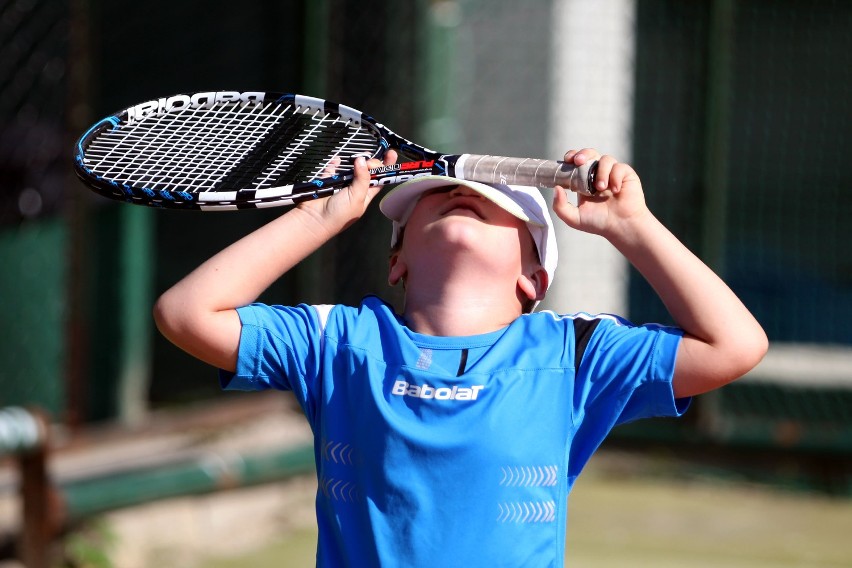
[449,185,483,198]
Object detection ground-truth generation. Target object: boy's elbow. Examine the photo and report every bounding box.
[152,290,186,340]
[738,329,768,374]
[750,326,769,364]
[676,325,769,398]
[152,294,171,336]
[724,324,769,385]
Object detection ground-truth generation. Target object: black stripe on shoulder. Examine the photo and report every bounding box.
[573,317,602,374]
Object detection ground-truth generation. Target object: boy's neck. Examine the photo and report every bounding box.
[403,304,520,336]
[395,221,534,336]
[401,269,524,336]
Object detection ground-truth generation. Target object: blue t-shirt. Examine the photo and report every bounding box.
[221,296,688,567]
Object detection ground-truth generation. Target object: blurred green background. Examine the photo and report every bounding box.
[2,0,850,489]
[1,0,850,564]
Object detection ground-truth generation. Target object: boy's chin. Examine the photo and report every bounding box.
[428,218,502,248]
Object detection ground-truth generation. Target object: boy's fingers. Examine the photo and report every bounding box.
[349,156,368,186]
[593,155,618,192]
[564,148,601,166]
[552,184,580,227]
[609,162,630,193]
[351,156,385,203]
[363,149,398,170]
[323,157,341,176]
[383,149,398,167]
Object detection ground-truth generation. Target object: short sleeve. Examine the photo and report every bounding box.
[567,317,689,484]
[578,318,688,424]
[218,303,324,405]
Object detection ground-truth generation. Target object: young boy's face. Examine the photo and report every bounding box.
[407,185,535,251]
[389,184,544,303]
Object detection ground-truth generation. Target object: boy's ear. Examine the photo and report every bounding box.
[388,252,407,287]
[517,266,548,303]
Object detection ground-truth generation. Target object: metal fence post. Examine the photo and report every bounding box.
[0,407,56,568]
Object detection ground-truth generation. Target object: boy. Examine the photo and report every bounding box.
[154,148,767,566]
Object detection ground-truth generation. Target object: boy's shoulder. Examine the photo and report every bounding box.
[519,310,633,336]
[320,295,398,323]
[314,296,406,339]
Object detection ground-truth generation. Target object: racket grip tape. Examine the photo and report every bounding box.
[456,154,598,196]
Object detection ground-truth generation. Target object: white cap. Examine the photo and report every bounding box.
[378,175,558,294]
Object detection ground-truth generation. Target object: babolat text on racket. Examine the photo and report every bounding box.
[74,91,598,210]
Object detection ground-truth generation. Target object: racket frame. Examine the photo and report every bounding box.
[74,91,597,211]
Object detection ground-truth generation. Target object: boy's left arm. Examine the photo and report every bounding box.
[553,149,768,398]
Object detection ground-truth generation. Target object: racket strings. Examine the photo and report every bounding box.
[92,102,283,191]
[250,109,377,188]
[84,102,281,191]
[81,102,381,194]
[168,101,278,190]
[215,110,319,190]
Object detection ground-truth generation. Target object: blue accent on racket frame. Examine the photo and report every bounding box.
[76,116,119,158]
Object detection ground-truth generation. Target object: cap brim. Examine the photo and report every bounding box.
[379,176,536,225]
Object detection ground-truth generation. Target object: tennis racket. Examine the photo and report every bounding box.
[74,90,599,211]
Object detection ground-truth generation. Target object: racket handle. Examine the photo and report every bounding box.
[456,154,598,196]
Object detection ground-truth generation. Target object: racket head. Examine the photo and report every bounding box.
[73,91,392,210]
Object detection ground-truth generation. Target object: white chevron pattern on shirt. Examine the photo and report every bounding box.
[322,439,355,465]
[496,501,557,523]
[500,465,559,487]
[319,476,361,503]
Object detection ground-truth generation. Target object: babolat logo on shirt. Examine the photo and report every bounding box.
[392,379,485,401]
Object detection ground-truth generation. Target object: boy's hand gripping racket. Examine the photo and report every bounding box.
[74,91,599,210]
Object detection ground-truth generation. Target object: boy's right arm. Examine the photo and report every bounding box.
[153,153,396,372]
[552,149,767,398]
